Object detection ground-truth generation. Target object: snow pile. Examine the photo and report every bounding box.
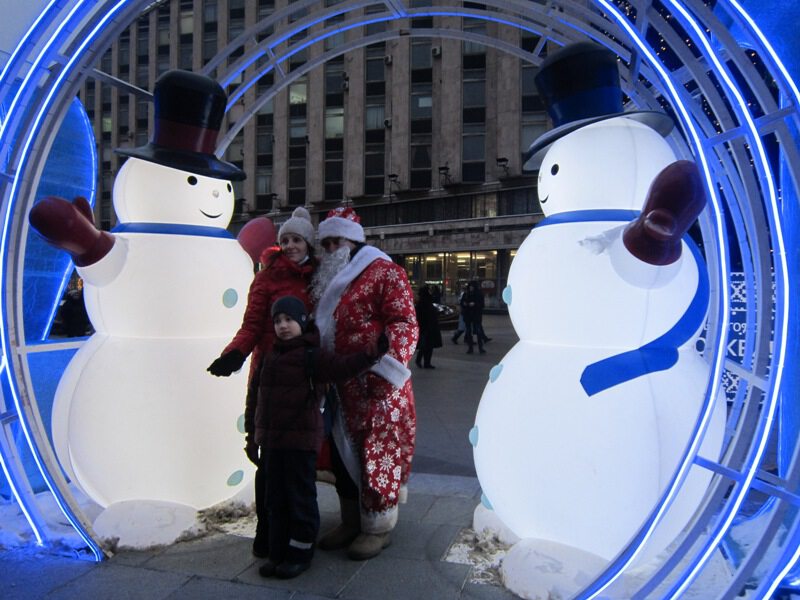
[0,479,258,554]
[443,527,511,586]
[501,537,613,600]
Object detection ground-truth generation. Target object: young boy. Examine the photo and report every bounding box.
[256,295,387,579]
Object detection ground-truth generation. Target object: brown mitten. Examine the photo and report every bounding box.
[622,160,706,266]
[29,196,114,267]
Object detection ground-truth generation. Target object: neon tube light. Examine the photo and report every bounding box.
[2,0,135,562]
[657,1,788,596]
[0,0,91,548]
[575,1,731,596]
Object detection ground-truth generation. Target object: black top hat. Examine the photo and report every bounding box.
[116,70,246,181]
[522,42,674,170]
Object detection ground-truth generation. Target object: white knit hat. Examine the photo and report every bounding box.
[317,206,365,243]
[277,206,315,245]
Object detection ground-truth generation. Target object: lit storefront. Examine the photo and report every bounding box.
[399,249,516,309]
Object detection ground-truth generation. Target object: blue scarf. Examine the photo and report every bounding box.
[533,209,709,396]
[112,222,234,238]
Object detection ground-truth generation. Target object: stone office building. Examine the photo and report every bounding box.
[81,0,548,307]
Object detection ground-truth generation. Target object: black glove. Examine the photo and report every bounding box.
[207,350,246,377]
[244,440,259,466]
[376,332,389,356]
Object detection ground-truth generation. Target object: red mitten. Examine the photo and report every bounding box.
[29,196,114,267]
[237,216,276,265]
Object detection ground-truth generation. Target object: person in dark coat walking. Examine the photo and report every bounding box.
[451,283,468,344]
[460,281,486,354]
[414,285,442,369]
[255,296,388,580]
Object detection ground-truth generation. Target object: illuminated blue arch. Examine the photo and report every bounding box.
[0,1,797,598]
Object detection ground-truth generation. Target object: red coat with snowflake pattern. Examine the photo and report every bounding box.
[329,257,418,513]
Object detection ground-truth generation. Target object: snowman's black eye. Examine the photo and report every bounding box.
[550,164,559,176]
[187,176,198,186]
[227,183,232,192]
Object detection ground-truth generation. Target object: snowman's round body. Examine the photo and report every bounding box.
[472,119,726,562]
[51,158,255,509]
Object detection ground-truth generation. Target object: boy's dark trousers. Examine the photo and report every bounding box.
[262,447,319,565]
[253,455,269,555]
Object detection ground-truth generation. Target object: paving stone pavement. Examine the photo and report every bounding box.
[1,315,522,599]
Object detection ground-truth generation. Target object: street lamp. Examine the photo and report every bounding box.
[438,165,452,186]
[496,157,510,177]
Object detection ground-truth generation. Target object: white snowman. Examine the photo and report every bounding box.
[471,43,726,566]
[29,71,270,513]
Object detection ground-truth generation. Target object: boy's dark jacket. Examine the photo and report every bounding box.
[249,324,377,451]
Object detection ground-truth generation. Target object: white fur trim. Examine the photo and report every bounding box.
[332,399,361,491]
[318,215,365,242]
[370,354,411,388]
[361,505,398,534]
[314,245,391,352]
[77,236,127,287]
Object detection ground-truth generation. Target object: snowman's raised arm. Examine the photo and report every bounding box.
[622,160,706,265]
[29,196,126,286]
[29,196,115,265]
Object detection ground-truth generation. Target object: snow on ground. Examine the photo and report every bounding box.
[0,479,258,555]
[448,504,737,599]
[443,527,511,586]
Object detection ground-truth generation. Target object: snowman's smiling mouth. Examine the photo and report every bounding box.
[540,195,548,204]
[200,210,223,219]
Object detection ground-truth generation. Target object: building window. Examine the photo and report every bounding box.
[324,60,345,107]
[255,167,273,211]
[179,1,193,34]
[410,134,432,190]
[288,79,307,206]
[136,18,149,71]
[520,35,547,155]
[323,60,345,202]
[325,1,345,51]
[228,0,245,59]
[461,25,486,184]
[325,107,344,138]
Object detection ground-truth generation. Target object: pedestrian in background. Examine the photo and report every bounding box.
[460,280,486,354]
[430,284,442,304]
[415,285,442,369]
[451,283,468,344]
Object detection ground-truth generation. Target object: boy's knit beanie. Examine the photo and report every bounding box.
[271,295,309,332]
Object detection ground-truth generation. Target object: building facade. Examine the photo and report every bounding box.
[81,0,549,307]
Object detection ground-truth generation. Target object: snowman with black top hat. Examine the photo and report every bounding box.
[470,42,726,585]
[30,71,274,536]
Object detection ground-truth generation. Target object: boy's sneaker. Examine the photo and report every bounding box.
[258,559,279,578]
[275,561,311,579]
[252,535,269,559]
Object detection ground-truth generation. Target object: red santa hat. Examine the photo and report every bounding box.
[317,206,365,243]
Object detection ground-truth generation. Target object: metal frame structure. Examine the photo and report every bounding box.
[0,1,797,597]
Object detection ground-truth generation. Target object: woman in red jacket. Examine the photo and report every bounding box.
[208,206,317,557]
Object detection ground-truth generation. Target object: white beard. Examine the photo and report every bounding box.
[311,246,351,304]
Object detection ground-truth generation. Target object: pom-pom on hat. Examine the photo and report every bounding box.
[271,295,309,332]
[318,206,365,243]
[277,206,315,245]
